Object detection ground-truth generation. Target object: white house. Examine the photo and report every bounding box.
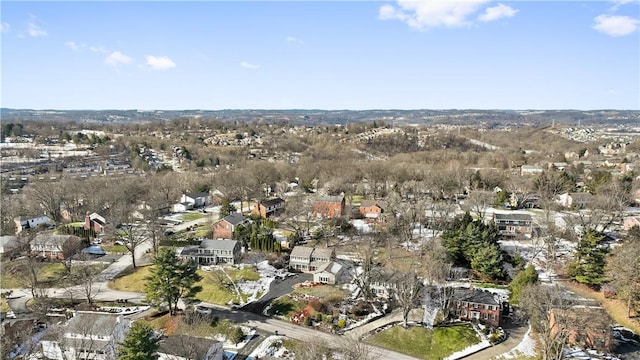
[14,215,51,234]
[42,312,131,360]
[313,260,351,285]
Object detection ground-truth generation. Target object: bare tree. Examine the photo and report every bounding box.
[23,180,67,222]
[606,232,640,318]
[353,235,381,302]
[336,334,383,360]
[389,271,422,328]
[75,265,102,305]
[61,236,83,274]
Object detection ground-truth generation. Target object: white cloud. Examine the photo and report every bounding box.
[378,0,489,29]
[145,55,176,70]
[478,3,518,22]
[286,36,304,44]
[27,22,47,37]
[241,61,261,69]
[89,46,107,53]
[1,22,10,33]
[65,41,80,50]
[105,51,133,66]
[593,14,639,36]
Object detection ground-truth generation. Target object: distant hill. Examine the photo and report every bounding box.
[1,108,638,126]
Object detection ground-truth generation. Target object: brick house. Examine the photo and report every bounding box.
[358,200,387,223]
[312,195,345,219]
[550,306,613,352]
[178,239,242,265]
[83,212,106,234]
[212,214,248,240]
[289,246,335,272]
[30,234,82,260]
[252,197,285,218]
[493,212,533,237]
[452,288,504,327]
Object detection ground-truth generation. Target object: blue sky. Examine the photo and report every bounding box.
[1,1,639,110]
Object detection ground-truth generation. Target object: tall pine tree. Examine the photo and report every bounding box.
[118,322,158,360]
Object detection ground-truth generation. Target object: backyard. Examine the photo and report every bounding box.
[366,323,481,360]
[1,259,108,289]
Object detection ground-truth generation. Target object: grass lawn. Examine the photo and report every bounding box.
[179,213,207,221]
[367,323,480,360]
[102,245,128,254]
[109,265,260,305]
[67,222,85,227]
[1,260,108,289]
[109,265,153,292]
[0,298,10,312]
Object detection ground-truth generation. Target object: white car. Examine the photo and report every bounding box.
[195,306,212,315]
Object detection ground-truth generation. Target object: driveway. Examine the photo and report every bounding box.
[240,273,312,314]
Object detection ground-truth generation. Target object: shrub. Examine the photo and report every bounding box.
[337,319,346,328]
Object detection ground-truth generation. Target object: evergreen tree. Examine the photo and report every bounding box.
[118,322,159,360]
[567,229,609,287]
[509,265,539,304]
[220,199,236,217]
[145,248,203,315]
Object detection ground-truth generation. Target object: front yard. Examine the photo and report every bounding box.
[109,264,261,305]
[366,323,481,360]
[1,259,108,289]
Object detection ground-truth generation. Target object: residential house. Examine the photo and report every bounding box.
[556,192,594,209]
[212,214,248,240]
[252,197,285,218]
[31,234,82,260]
[178,239,242,265]
[83,213,106,234]
[312,195,345,219]
[41,311,131,360]
[493,212,533,237]
[181,192,211,209]
[369,269,420,299]
[358,200,387,223]
[313,260,351,285]
[289,246,335,272]
[158,335,224,360]
[452,288,504,327]
[0,235,20,258]
[550,306,613,352]
[520,165,544,176]
[14,215,51,234]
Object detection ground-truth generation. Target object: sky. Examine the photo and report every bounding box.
[1,1,639,110]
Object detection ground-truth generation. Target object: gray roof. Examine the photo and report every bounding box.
[0,236,18,248]
[32,234,81,247]
[200,239,239,251]
[313,248,334,259]
[290,246,314,258]
[221,213,248,226]
[260,197,285,207]
[65,312,122,337]
[453,288,501,306]
[493,213,532,221]
[316,195,344,203]
[359,200,387,209]
[158,335,220,359]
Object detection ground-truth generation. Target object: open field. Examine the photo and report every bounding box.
[366,323,480,360]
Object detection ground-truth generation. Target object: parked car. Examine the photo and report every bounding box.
[195,305,212,315]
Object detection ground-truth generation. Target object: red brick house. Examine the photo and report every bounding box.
[358,200,387,223]
[452,288,504,327]
[83,212,106,234]
[550,306,613,352]
[252,198,285,218]
[30,234,82,260]
[212,213,248,240]
[312,195,345,219]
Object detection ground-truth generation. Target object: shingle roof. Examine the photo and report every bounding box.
[221,213,248,226]
[0,236,18,248]
[290,246,314,258]
[65,312,123,337]
[493,213,532,221]
[260,197,285,207]
[359,200,387,209]
[200,239,239,251]
[158,335,219,359]
[316,195,344,203]
[32,234,80,247]
[313,248,334,259]
[453,288,501,306]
